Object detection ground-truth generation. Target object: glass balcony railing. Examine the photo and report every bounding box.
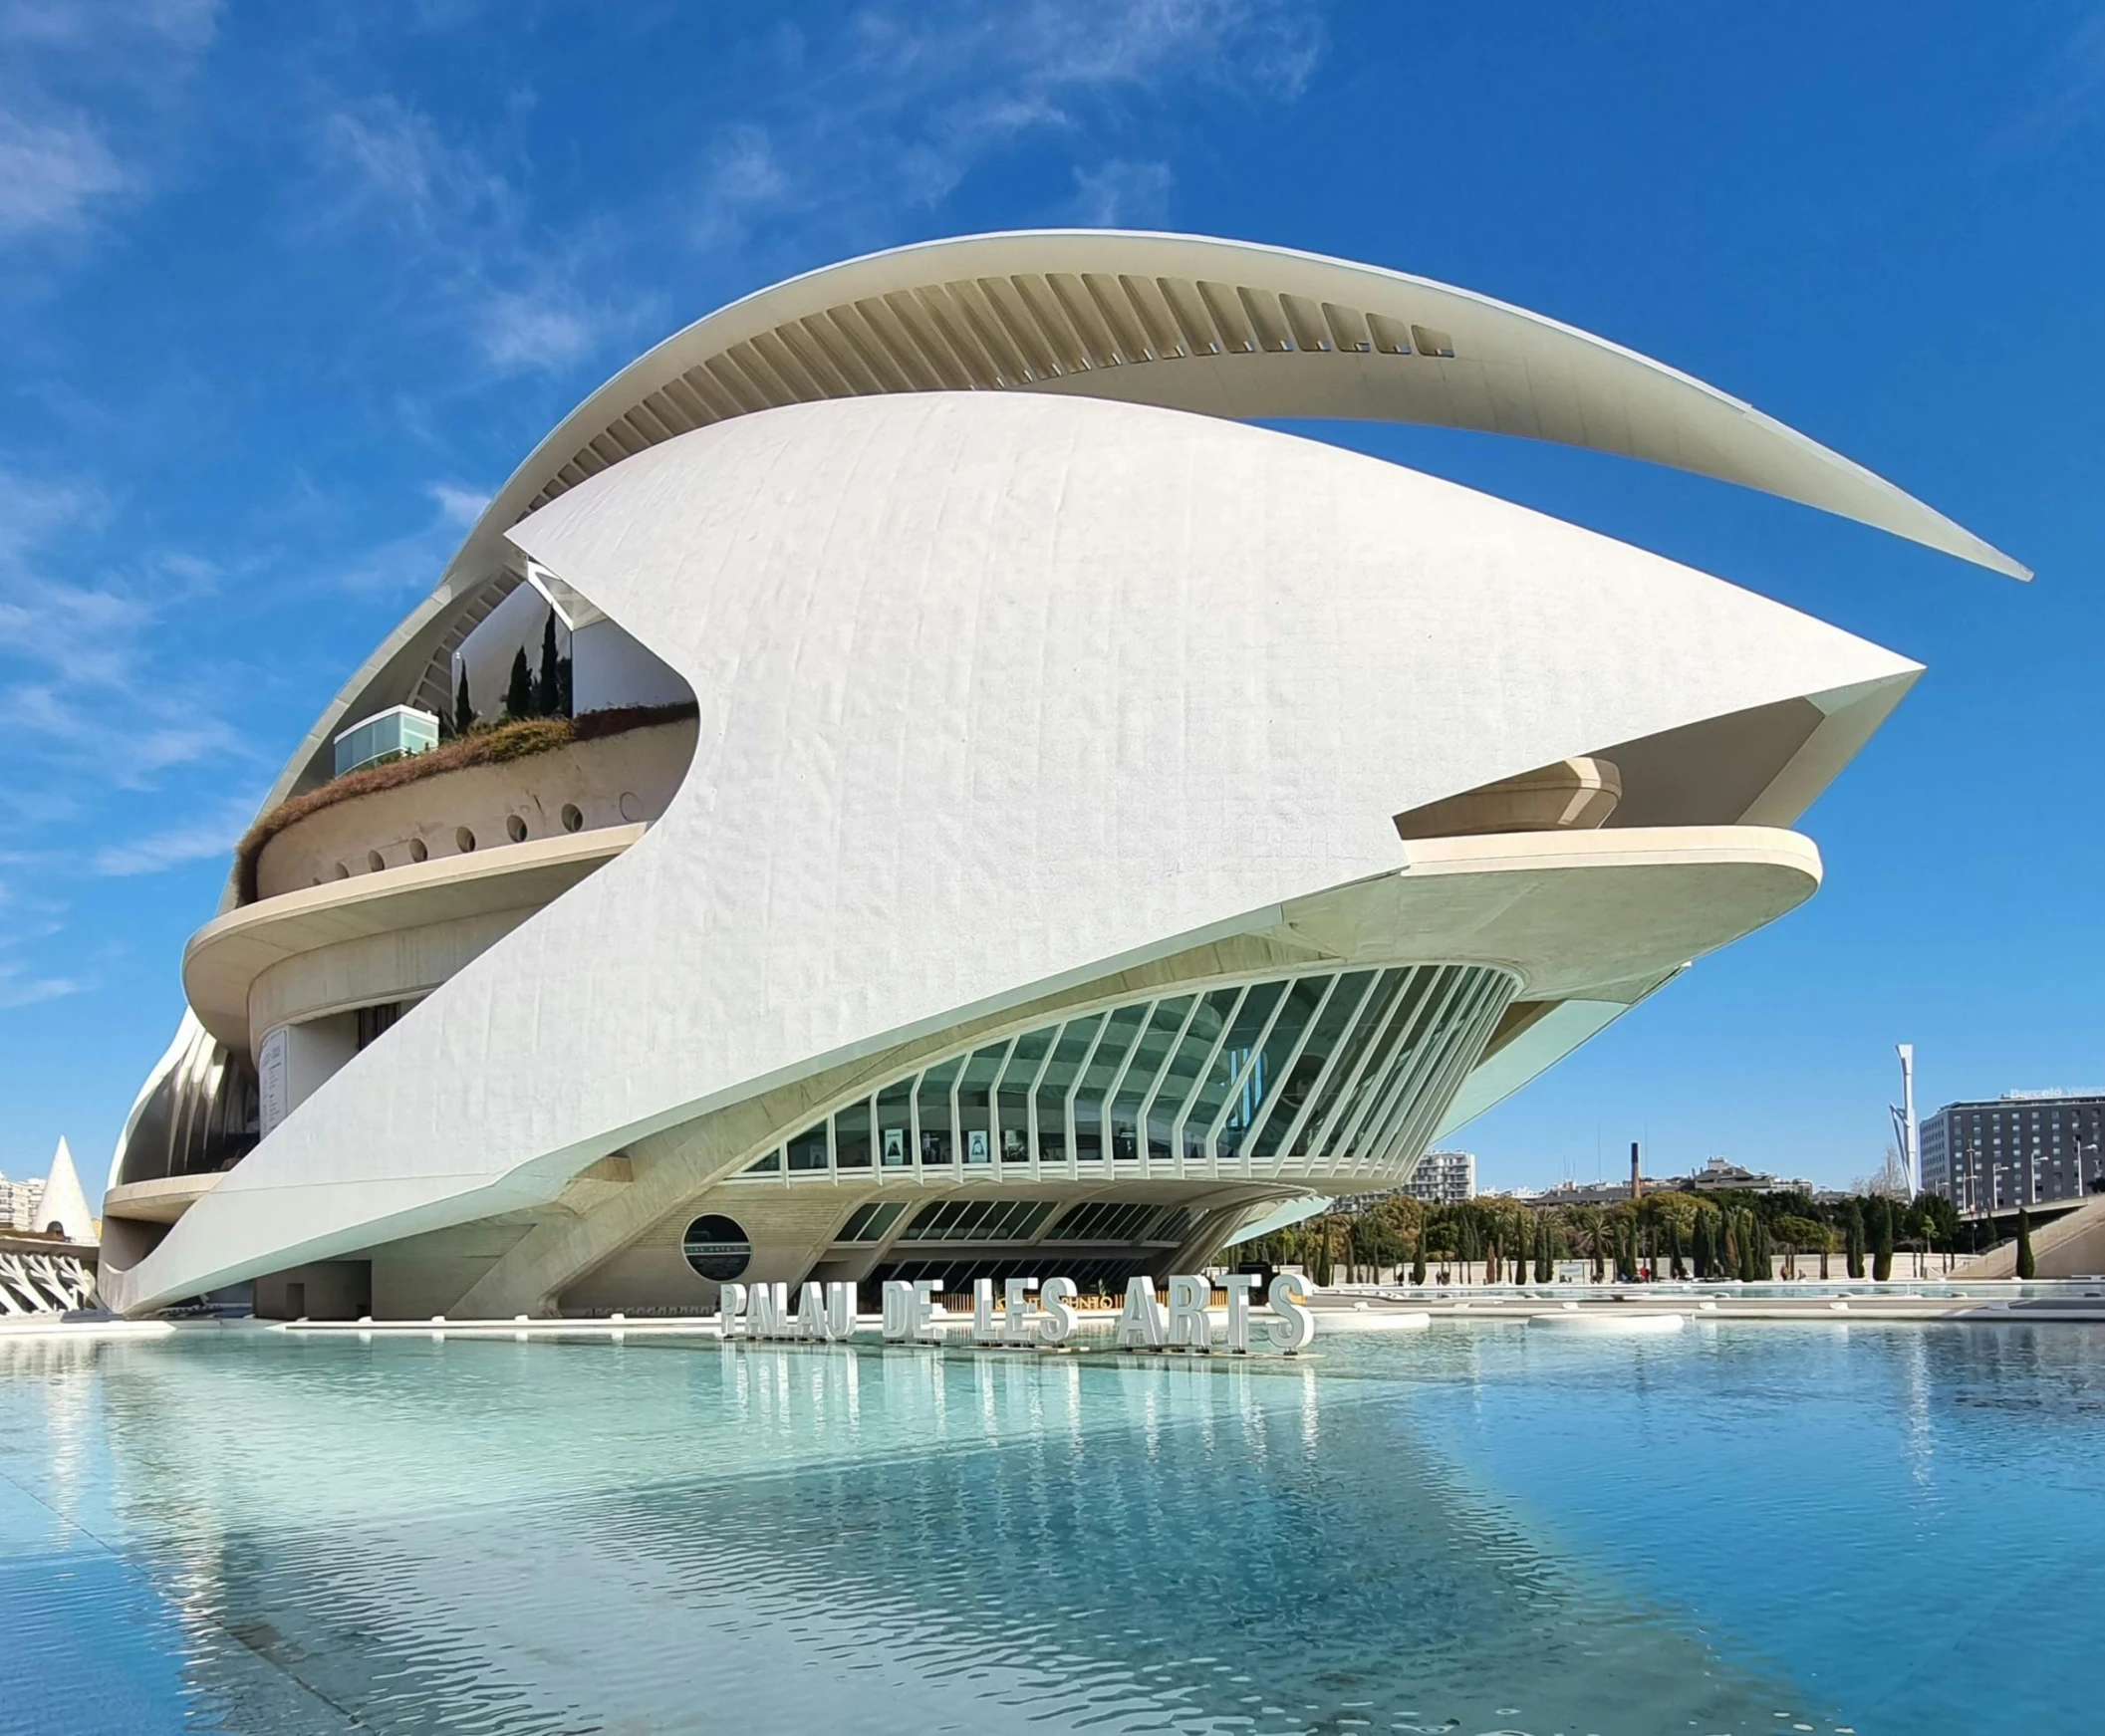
[333,705,440,777]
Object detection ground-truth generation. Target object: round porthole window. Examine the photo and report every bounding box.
[505,814,528,844]
[409,838,428,863]
[560,803,583,834]
[367,850,386,873]
[455,826,476,853]
[681,1214,752,1282]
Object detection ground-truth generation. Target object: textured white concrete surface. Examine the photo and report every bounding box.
[108,391,1913,1313]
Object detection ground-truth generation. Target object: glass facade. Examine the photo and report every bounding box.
[332,706,440,778]
[1922,1093,2105,1211]
[737,962,1515,1186]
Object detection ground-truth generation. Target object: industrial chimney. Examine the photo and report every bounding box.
[1630,1140,1644,1200]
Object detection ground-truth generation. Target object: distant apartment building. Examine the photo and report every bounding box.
[1519,1157,1809,1208]
[1921,1091,2105,1212]
[1401,1149,1476,1204]
[0,1174,44,1232]
[1679,1156,1814,1196]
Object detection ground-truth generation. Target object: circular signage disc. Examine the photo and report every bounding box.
[681,1214,752,1282]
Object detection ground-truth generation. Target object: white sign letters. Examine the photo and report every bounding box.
[720,1271,1313,1355]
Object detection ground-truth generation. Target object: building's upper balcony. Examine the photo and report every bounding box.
[180,706,695,1058]
[243,704,694,903]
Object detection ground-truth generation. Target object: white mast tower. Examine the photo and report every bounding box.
[1888,1045,1920,1197]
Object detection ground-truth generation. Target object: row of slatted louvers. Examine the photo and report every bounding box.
[518,273,1459,518]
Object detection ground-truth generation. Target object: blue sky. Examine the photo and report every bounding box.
[2,1,2099,1199]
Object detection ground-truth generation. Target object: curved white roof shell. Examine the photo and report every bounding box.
[487,229,2024,580]
[265,228,2021,816]
[107,391,1916,1313]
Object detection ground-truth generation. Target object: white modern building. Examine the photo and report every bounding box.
[0,1174,42,1234]
[1400,1150,1477,1205]
[94,230,2021,1320]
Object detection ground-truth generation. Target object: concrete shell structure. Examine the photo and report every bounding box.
[98,231,2018,1320]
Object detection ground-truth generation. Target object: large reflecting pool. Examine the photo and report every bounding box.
[2,1322,2099,1734]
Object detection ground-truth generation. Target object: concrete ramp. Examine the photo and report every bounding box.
[1956,1196,2105,1279]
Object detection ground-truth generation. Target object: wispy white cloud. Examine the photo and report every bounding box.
[0,965,85,1010]
[0,894,85,1007]
[478,290,596,372]
[683,0,1323,255]
[0,465,241,785]
[1071,157,1175,227]
[1994,12,2105,159]
[320,476,497,595]
[305,94,637,379]
[92,793,257,876]
[427,479,491,528]
[0,0,220,248]
[311,97,514,240]
[0,0,220,57]
[0,111,125,238]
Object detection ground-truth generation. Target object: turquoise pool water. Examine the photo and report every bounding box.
[2,1323,2098,1734]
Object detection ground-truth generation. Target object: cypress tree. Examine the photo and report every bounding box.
[2016,1207,2036,1280]
[454,665,476,735]
[1534,1216,1553,1283]
[1845,1202,1866,1280]
[1411,1221,1428,1286]
[558,652,573,717]
[505,645,535,719]
[536,610,562,716]
[1871,1198,1895,1283]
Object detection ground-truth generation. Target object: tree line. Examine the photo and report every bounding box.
[1240,1185,1967,1285]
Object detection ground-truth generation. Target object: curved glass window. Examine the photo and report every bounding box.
[918,1057,961,1165]
[877,1081,913,1167]
[1219,975,1328,1160]
[731,963,1513,1186]
[787,1119,829,1172]
[1109,997,1188,1164]
[1073,1004,1146,1164]
[998,1029,1051,1163]
[835,1100,872,1169]
[1147,988,1238,1158]
[1033,1013,1101,1164]
[956,1043,1008,1166]
[1297,969,1406,1151]
[1251,970,1373,1159]
[835,1201,905,1243]
[1183,980,1283,1159]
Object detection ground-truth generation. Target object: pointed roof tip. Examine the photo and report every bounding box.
[38,1135,95,1243]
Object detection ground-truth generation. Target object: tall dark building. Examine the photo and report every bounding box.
[1921,1092,2105,1212]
